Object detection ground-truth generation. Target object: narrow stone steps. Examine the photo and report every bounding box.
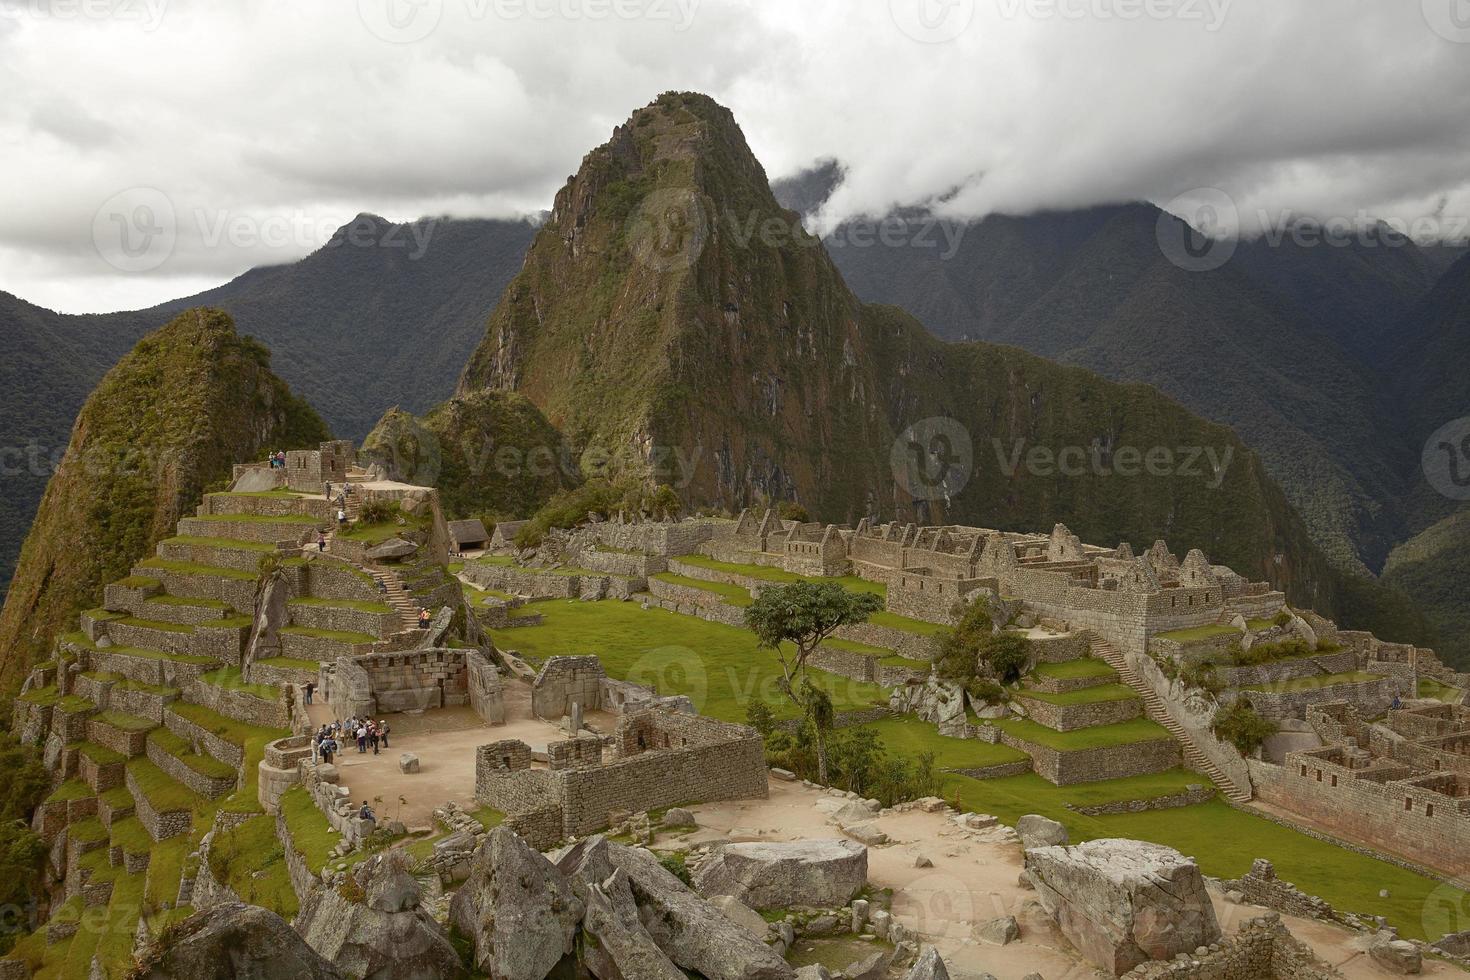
[1089,635,1253,803]
[368,568,420,630]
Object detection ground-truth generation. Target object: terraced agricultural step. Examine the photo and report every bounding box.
[125,758,203,842]
[1089,635,1252,803]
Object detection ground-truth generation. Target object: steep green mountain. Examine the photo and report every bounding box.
[774,171,1453,576]
[457,91,1428,640]
[0,215,537,594]
[361,389,575,523]
[0,309,328,689]
[1382,510,1470,666]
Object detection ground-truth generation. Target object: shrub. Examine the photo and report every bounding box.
[1273,609,1293,627]
[982,632,1031,684]
[776,501,810,523]
[966,679,1007,706]
[357,499,401,525]
[744,699,776,736]
[935,597,995,684]
[1180,659,1222,693]
[1213,699,1277,756]
[659,852,693,885]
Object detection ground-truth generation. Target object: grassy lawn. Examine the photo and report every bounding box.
[114,616,194,634]
[823,637,893,657]
[487,599,887,722]
[127,757,206,813]
[1239,671,1385,693]
[77,742,127,766]
[93,710,157,732]
[1031,658,1118,682]
[280,785,348,874]
[281,625,377,644]
[1154,624,1239,643]
[148,729,237,780]
[162,534,280,554]
[339,521,418,544]
[868,610,947,637]
[144,594,228,609]
[1015,684,1140,706]
[1417,677,1463,702]
[206,813,299,919]
[200,666,282,701]
[203,513,321,525]
[138,557,257,581]
[653,572,754,606]
[253,655,322,671]
[857,717,1029,770]
[991,716,1171,750]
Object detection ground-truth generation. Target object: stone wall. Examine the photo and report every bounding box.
[85,716,149,758]
[997,728,1181,785]
[257,735,312,813]
[642,593,747,628]
[145,739,237,798]
[204,492,333,521]
[465,649,506,725]
[1233,675,1401,721]
[186,675,289,729]
[287,601,399,639]
[1121,914,1337,980]
[1249,752,1470,877]
[1070,782,1216,816]
[1221,859,1335,922]
[127,766,193,841]
[177,516,319,545]
[591,519,721,557]
[354,648,470,713]
[476,709,768,843]
[163,708,245,769]
[1014,693,1142,732]
[531,656,606,719]
[1213,649,1358,689]
[299,558,382,603]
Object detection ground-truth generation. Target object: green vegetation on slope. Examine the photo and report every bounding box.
[0,308,329,690]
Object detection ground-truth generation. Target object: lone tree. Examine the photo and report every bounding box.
[744,581,884,783]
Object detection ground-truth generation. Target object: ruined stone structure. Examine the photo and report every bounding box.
[475,706,767,847]
[1248,701,1470,877]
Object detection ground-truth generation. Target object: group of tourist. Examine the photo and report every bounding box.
[314,717,392,762]
[266,450,288,468]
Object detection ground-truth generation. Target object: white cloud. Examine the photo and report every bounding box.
[1,0,1468,312]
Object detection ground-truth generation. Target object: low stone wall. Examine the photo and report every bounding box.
[1030,671,1117,695]
[644,594,747,628]
[1014,693,1141,732]
[79,752,126,794]
[249,659,321,689]
[85,717,149,758]
[164,708,245,769]
[462,562,587,599]
[647,576,749,612]
[1214,648,1358,689]
[281,631,373,663]
[258,736,312,813]
[145,739,236,798]
[101,684,176,724]
[834,622,940,661]
[1121,914,1336,980]
[950,759,1033,780]
[808,645,877,684]
[49,704,92,743]
[1222,859,1335,922]
[1028,632,1093,664]
[155,538,277,575]
[577,548,667,578]
[299,558,382,603]
[1234,675,1400,721]
[287,601,399,639]
[139,566,257,616]
[999,730,1181,785]
[177,516,321,544]
[1069,783,1215,816]
[186,676,289,730]
[91,649,217,690]
[466,649,506,725]
[127,767,193,841]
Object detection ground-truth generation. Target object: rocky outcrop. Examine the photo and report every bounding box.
[693,839,868,911]
[294,851,463,980]
[1024,838,1221,975]
[449,826,583,980]
[582,867,686,980]
[888,676,969,736]
[903,946,951,980]
[130,902,345,980]
[243,566,291,680]
[604,839,795,980]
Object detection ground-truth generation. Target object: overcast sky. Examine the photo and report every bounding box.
[3,0,1469,313]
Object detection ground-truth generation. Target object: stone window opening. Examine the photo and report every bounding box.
[1426,804,1435,817]
[1404,798,1413,811]
[1330,775,1337,786]
[1299,764,1308,777]
[1315,769,1322,782]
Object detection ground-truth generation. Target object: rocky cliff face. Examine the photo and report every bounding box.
[0,308,329,689]
[456,92,1356,614]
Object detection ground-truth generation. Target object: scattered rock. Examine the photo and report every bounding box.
[448,826,583,980]
[397,753,420,774]
[1369,936,1423,975]
[913,853,933,869]
[842,823,888,846]
[583,867,686,980]
[795,966,832,980]
[842,949,894,980]
[1024,838,1221,975]
[366,538,419,561]
[693,839,868,911]
[804,914,839,936]
[1016,814,1068,850]
[974,915,1020,946]
[770,768,797,781]
[903,946,951,980]
[662,807,697,829]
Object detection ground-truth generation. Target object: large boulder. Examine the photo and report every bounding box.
[605,840,794,980]
[449,826,584,980]
[903,947,951,980]
[1369,935,1423,975]
[294,851,463,980]
[1024,838,1221,975]
[131,903,346,980]
[582,867,686,980]
[888,676,968,736]
[1016,814,1068,850]
[693,839,868,910]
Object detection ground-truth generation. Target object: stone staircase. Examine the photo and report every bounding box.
[1088,633,1253,803]
[369,567,421,631]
